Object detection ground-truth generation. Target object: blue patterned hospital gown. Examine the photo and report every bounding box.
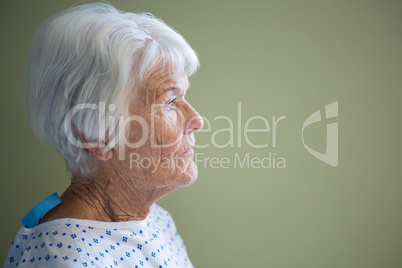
[4,204,193,268]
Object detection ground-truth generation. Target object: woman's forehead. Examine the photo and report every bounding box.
[145,72,189,95]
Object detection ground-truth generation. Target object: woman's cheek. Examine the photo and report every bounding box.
[155,110,182,148]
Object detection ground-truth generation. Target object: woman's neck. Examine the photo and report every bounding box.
[40,163,177,223]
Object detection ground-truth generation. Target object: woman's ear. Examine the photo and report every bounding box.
[76,130,113,161]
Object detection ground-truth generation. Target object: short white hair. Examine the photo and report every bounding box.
[24,2,199,174]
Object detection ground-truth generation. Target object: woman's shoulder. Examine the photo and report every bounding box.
[4,221,89,267]
[5,205,190,268]
[4,218,141,267]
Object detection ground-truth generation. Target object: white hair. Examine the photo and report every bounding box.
[23,2,199,174]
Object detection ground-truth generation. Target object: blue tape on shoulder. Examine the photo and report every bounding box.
[21,192,62,228]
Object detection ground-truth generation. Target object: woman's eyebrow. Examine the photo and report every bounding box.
[157,87,182,98]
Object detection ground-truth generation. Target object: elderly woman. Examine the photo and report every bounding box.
[5,3,202,268]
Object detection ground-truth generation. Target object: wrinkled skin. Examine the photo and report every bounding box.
[41,68,203,223]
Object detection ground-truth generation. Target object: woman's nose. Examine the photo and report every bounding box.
[183,103,203,134]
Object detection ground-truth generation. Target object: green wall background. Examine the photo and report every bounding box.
[1,0,401,267]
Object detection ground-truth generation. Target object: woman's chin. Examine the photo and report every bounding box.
[180,162,198,186]
[171,161,198,187]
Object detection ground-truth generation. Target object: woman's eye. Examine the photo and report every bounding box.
[167,98,176,109]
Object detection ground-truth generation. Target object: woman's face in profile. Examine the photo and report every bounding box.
[115,68,203,188]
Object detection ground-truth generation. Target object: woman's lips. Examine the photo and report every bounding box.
[180,147,194,156]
